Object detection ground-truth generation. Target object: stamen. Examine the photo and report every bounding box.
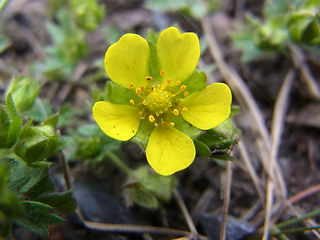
[136,88,141,94]
[138,111,143,117]
[167,79,172,84]
[140,86,145,90]
[176,81,181,86]
[161,122,167,127]
[149,115,155,123]
[146,76,152,81]
[129,83,135,89]
[184,91,189,97]
[173,109,179,116]
[182,107,188,112]
[180,85,186,91]
[169,122,175,127]
[160,70,165,76]
[129,99,135,105]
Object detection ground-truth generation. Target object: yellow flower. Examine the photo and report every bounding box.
[93,27,232,176]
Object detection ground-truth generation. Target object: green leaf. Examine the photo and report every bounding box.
[211,153,234,161]
[7,176,31,193]
[147,40,161,82]
[301,16,320,44]
[174,116,201,140]
[197,128,238,151]
[125,183,159,208]
[131,166,175,202]
[106,81,139,105]
[26,175,54,198]
[15,201,63,236]
[14,125,60,163]
[5,94,17,119]
[6,115,22,148]
[37,191,77,214]
[6,76,40,113]
[131,119,154,149]
[194,139,211,156]
[8,160,47,194]
[42,113,59,128]
[0,105,10,148]
[183,69,207,95]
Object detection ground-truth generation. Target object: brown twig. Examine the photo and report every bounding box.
[262,69,295,240]
[173,188,199,239]
[219,161,232,240]
[289,44,320,100]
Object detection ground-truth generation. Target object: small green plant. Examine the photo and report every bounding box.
[231,0,320,62]
[0,76,76,238]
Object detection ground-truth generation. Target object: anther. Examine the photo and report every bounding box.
[129,99,135,105]
[180,85,186,91]
[129,83,135,89]
[136,88,141,94]
[182,107,188,112]
[160,70,165,76]
[146,76,152,81]
[169,122,175,127]
[140,86,145,90]
[149,115,155,123]
[173,109,179,116]
[138,111,143,117]
[167,79,172,84]
[184,91,189,97]
[176,81,181,86]
[161,122,167,127]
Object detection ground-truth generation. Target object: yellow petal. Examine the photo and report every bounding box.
[146,126,195,176]
[93,101,140,141]
[180,83,232,130]
[157,27,200,83]
[105,34,150,88]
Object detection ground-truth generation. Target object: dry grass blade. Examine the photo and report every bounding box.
[173,188,199,239]
[262,69,295,240]
[238,141,264,202]
[219,161,232,240]
[289,44,320,100]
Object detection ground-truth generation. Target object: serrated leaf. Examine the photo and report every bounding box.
[37,191,77,214]
[6,115,22,148]
[15,201,63,236]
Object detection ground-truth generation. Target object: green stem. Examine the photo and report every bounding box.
[104,151,131,175]
[276,209,320,229]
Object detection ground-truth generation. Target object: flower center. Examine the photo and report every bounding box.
[129,70,189,127]
[145,85,172,113]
